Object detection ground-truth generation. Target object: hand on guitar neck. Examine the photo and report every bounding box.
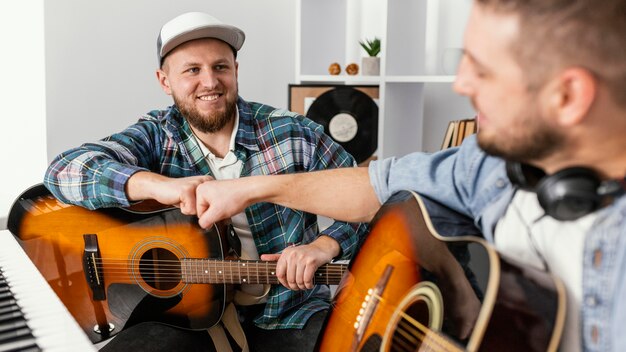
[260,235,341,291]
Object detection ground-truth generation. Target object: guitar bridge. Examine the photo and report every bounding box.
[352,264,394,351]
[83,234,106,300]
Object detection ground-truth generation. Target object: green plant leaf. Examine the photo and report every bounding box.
[359,37,381,57]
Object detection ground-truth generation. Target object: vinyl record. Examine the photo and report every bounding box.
[306,87,378,163]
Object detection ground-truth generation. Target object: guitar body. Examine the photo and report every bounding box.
[317,191,566,352]
[8,184,227,343]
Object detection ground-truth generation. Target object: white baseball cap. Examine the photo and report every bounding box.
[157,12,246,65]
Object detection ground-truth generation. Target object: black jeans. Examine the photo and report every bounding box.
[99,321,217,352]
[239,304,328,352]
[99,307,328,352]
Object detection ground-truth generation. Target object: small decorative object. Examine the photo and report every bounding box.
[345,63,359,75]
[328,62,341,75]
[359,37,381,76]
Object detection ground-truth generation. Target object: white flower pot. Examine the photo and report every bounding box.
[361,56,380,76]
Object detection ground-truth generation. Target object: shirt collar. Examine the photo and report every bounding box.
[195,108,239,158]
[234,97,261,152]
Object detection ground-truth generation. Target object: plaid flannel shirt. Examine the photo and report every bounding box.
[44,97,368,329]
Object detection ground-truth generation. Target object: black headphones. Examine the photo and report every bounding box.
[505,161,626,221]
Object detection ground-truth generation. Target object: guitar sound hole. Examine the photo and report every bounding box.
[391,300,430,349]
[139,248,181,290]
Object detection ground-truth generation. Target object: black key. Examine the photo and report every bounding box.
[0,319,27,333]
[0,311,24,323]
[0,305,20,316]
[0,326,32,343]
[0,335,39,352]
[0,299,17,309]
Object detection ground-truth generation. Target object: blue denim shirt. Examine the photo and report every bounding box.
[369,135,626,352]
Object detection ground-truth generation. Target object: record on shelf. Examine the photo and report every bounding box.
[305,87,378,164]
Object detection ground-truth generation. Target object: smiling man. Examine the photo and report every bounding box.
[44,12,366,352]
[194,1,626,351]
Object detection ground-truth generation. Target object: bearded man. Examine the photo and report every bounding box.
[44,11,366,352]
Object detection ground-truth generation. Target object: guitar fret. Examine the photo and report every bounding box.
[241,262,248,284]
[187,259,192,283]
[202,260,207,283]
[215,262,226,282]
[254,264,261,284]
[229,260,234,284]
[182,259,346,285]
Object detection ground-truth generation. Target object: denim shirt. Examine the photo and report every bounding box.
[369,135,626,352]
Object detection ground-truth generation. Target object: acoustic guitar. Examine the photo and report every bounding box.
[315,190,566,352]
[7,184,347,343]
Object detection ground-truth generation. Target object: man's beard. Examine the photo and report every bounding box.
[476,111,565,163]
[174,94,237,133]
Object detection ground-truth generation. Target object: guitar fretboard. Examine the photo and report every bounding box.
[180,259,347,285]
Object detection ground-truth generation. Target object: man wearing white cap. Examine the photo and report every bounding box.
[44,11,366,352]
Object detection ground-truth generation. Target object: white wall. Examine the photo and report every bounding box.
[1,0,472,227]
[45,0,296,160]
[0,0,295,228]
[0,0,47,229]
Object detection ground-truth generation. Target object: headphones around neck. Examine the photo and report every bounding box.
[505,161,626,221]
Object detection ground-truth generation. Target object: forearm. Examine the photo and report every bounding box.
[257,167,380,223]
[126,171,168,201]
[196,167,380,229]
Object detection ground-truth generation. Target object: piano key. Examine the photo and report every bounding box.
[0,336,39,352]
[0,230,95,351]
[0,326,33,343]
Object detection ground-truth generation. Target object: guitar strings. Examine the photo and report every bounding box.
[88,258,347,283]
[326,290,458,352]
[90,260,456,350]
[90,263,458,350]
[363,292,461,352]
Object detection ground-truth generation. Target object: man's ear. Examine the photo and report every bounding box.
[156,69,172,95]
[549,67,597,127]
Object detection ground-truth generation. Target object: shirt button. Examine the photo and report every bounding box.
[585,295,598,306]
[593,249,602,268]
[495,178,506,188]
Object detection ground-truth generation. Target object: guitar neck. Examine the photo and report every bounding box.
[181,259,348,285]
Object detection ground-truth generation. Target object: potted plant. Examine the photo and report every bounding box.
[359,37,381,76]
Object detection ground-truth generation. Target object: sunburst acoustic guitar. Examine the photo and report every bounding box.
[7,184,347,343]
[315,190,566,352]
[8,185,566,351]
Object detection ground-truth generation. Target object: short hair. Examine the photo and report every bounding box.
[477,0,626,107]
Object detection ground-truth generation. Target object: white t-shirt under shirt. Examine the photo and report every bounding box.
[495,190,597,352]
[193,111,265,298]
